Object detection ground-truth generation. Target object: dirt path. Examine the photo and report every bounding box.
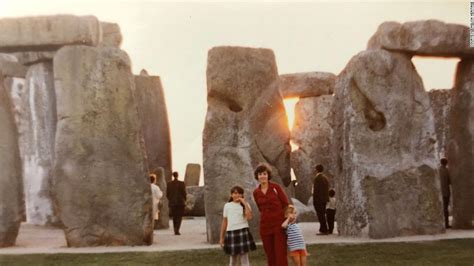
[0,217,472,254]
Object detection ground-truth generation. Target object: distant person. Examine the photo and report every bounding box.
[282,205,308,266]
[150,174,163,227]
[167,171,187,235]
[312,164,329,235]
[253,162,289,266]
[219,186,256,266]
[439,158,451,229]
[326,189,336,234]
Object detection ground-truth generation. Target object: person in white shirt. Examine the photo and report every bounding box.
[326,189,336,234]
[150,174,163,227]
[219,186,256,266]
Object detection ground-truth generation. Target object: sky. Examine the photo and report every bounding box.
[0,0,466,183]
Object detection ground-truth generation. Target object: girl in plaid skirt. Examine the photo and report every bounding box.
[219,186,257,266]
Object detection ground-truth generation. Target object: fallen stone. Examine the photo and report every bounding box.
[292,198,317,222]
[185,186,205,217]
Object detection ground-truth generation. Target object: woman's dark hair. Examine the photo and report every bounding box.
[329,188,335,197]
[228,185,246,215]
[149,174,156,183]
[254,162,272,181]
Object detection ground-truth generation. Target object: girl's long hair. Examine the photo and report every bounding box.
[228,185,246,215]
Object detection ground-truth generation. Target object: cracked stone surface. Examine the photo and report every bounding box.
[291,95,335,204]
[448,59,474,229]
[331,49,444,238]
[52,45,153,247]
[203,46,291,243]
[0,74,23,247]
[429,89,451,158]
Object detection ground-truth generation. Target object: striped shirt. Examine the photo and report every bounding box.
[286,223,306,251]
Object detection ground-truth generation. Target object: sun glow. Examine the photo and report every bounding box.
[283,97,299,131]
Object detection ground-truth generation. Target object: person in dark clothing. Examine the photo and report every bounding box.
[439,158,451,229]
[167,171,187,235]
[312,164,329,235]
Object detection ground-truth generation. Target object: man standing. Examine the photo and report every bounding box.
[313,164,329,235]
[167,171,187,235]
[439,158,451,229]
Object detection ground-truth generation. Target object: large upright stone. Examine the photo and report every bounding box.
[429,89,451,158]
[291,95,334,204]
[332,49,444,238]
[367,20,474,57]
[0,15,101,53]
[279,72,335,98]
[204,46,291,243]
[22,62,60,226]
[0,75,23,247]
[448,60,474,229]
[184,163,201,186]
[134,71,172,182]
[53,45,153,246]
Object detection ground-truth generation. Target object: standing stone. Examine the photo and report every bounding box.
[184,163,201,186]
[0,74,23,247]
[53,45,153,246]
[151,167,169,229]
[134,71,172,182]
[279,72,335,98]
[448,60,474,229]
[22,62,60,226]
[99,22,122,48]
[134,71,171,229]
[429,89,451,158]
[184,186,205,217]
[332,49,444,238]
[0,59,27,77]
[204,46,291,243]
[368,20,474,57]
[291,95,334,204]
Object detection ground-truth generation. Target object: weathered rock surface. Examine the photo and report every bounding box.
[185,186,205,217]
[152,167,169,229]
[53,45,153,246]
[20,62,60,226]
[11,51,56,65]
[291,198,317,222]
[204,46,291,243]
[279,72,335,98]
[448,60,474,229]
[184,163,201,186]
[291,95,334,204]
[0,53,18,62]
[332,49,444,238]
[367,20,474,57]
[429,89,451,158]
[134,72,172,183]
[99,22,122,48]
[0,59,27,77]
[0,15,101,53]
[0,75,23,247]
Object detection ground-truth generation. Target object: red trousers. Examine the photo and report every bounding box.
[261,228,288,266]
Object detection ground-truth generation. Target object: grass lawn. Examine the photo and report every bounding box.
[0,239,473,265]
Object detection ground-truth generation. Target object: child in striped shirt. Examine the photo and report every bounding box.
[282,205,308,266]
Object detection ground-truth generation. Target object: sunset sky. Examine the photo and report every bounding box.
[0,0,466,183]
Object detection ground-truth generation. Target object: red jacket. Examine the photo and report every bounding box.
[253,182,289,235]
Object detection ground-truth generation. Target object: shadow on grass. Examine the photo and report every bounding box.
[0,239,473,265]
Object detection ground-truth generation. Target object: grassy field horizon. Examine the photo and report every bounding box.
[0,238,473,265]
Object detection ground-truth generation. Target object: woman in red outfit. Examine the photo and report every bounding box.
[253,163,289,266]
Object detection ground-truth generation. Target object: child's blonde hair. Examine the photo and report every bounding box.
[285,205,296,217]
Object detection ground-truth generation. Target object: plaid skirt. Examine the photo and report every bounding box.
[223,227,257,255]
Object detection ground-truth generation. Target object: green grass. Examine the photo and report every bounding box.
[0,239,473,266]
